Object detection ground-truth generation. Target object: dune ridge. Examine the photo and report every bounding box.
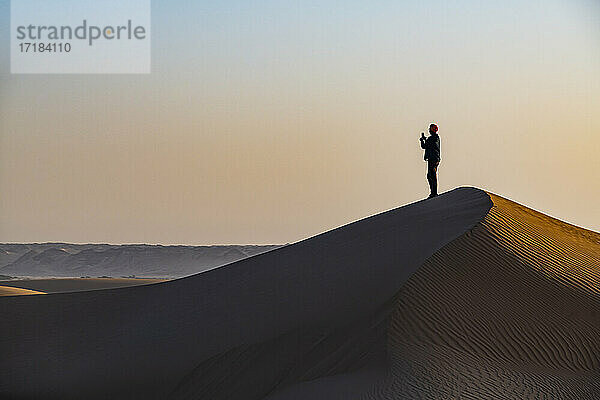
[360,193,600,399]
[0,244,280,278]
[0,187,491,400]
[2,188,599,399]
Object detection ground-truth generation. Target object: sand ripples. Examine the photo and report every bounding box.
[373,193,600,399]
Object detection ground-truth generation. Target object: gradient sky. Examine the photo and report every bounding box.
[0,0,599,244]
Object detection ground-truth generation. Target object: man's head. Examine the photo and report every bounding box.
[429,124,439,134]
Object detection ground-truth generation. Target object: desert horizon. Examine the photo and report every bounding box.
[1,187,598,246]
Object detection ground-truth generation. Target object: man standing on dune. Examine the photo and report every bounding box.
[420,123,441,199]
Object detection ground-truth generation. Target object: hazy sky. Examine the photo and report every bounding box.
[1,0,599,244]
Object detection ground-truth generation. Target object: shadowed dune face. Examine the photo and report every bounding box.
[372,193,600,399]
[1,188,599,399]
[0,187,491,400]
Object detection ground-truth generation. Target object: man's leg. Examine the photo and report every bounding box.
[427,161,439,197]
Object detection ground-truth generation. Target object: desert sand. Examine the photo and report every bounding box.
[0,285,45,296]
[0,278,166,295]
[1,187,598,399]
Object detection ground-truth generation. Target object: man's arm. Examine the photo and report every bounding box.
[420,136,429,161]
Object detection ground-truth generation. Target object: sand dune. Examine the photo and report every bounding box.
[1,187,599,399]
[0,286,45,296]
[0,278,167,294]
[368,193,600,399]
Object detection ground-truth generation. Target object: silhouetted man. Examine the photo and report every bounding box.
[420,123,441,198]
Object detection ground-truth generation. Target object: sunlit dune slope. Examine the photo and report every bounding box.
[0,286,45,296]
[362,193,600,399]
[0,278,167,294]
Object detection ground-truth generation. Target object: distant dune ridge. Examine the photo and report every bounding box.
[1,187,599,399]
[0,243,280,278]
